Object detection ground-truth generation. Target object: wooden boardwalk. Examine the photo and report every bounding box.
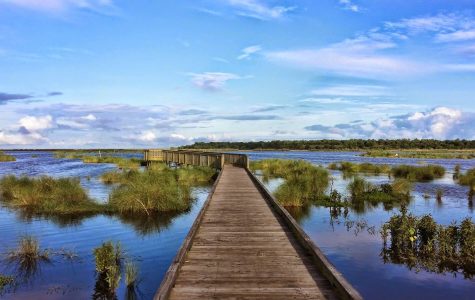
[155,165,361,300]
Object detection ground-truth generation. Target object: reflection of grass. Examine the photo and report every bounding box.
[251,159,329,207]
[0,274,15,295]
[381,207,475,278]
[0,151,16,162]
[362,149,475,159]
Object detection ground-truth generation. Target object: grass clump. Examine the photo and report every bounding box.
[0,274,14,295]
[381,207,475,277]
[348,177,412,206]
[6,235,50,279]
[107,170,190,214]
[363,150,475,159]
[0,175,103,214]
[0,151,15,162]
[391,164,445,182]
[125,261,139,289]
[93,241,124,297]
[54,151,141,169]
[251,159,329,207]
[328,161,390,175]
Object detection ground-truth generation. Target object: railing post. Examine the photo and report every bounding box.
[220,154,224,169]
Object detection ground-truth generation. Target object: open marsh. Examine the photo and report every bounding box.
[1,150,475,299]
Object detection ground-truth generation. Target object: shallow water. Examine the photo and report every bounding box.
[247,151,475,300]
[0,151,208,299]
[1,150,474,299]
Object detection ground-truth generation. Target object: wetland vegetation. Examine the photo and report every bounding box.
[381,207,475,277]
[0,151,15,162]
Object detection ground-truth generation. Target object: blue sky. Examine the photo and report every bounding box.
[1,0,475,148]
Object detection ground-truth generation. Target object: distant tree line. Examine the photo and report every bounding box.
[180,139,475,151]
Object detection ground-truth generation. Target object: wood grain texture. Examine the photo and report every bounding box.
[163,165,340,300]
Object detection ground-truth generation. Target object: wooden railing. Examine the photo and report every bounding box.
[143,149,249,169]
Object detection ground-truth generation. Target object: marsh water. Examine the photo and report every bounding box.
[1,151,475,299]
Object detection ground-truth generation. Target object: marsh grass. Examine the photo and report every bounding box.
[251,159,329,207]
[93,241,124,297]
[125,261,139,289]
[0,175,103,214]
[328,161,390,175]
[391,164,445,182]
[6,236,50,279]
[54,151,142,169]
[381,208,475,277]
[363,150,475,159]
[0,151,16,162]
[347,177,412,208]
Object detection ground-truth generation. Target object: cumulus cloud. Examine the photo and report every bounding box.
[0,115,53,145]
[19,115,53,132]
[237,45,262,60]
[223,0,294,20]
[188,72,241,91]
[305,107,475,139]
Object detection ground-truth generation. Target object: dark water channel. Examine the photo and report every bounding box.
[1,150,474,299]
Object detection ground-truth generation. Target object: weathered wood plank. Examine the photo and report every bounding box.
[155,165,361,300]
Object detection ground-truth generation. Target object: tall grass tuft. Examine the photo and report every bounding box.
[0,175,103,214]
[347,177,412,206]
[6,235,50,278]
[125,261,139,288]
[93,241,124,296]
[107,169,192,214]
[251,159,329,206]
[391,164,445,182]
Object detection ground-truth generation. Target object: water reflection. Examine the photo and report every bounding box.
[116,211,188,236]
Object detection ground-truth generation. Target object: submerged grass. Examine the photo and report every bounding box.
[5,235,51,279]
[250,159,329,207]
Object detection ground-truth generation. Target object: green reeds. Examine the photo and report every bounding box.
[251,159,329,207]
[93,241,124,296]
[328,161,390,175]
[363,150,475,159]
[125,261,139,289]
[0,274,14,294]
[107,169,192,215]
[381,209,475,277]
[0,175,103,214]
[347,177,412,205]
[54,151,142,169]
[391,164,445,182]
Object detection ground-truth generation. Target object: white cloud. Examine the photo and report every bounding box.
[81,113,96,121]
[188,72,241,91]
[223,0,294,20]
[311,85,388,97]
[305,106,475,139]
[237,45,262,60]
[137,130,157,142]
[0,131,46,145]
[338,0,359,12]
[18,115,53,131]
[436,29,475,43]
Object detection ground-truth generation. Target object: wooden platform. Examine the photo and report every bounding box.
[155,165,362,300]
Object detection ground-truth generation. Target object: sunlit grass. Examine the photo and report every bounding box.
[391,164,445,182]
[0,175,103,214]
[328,161,391,175]
[363,149,475,159]
[6,235,50,279]
[251,159,329,207]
